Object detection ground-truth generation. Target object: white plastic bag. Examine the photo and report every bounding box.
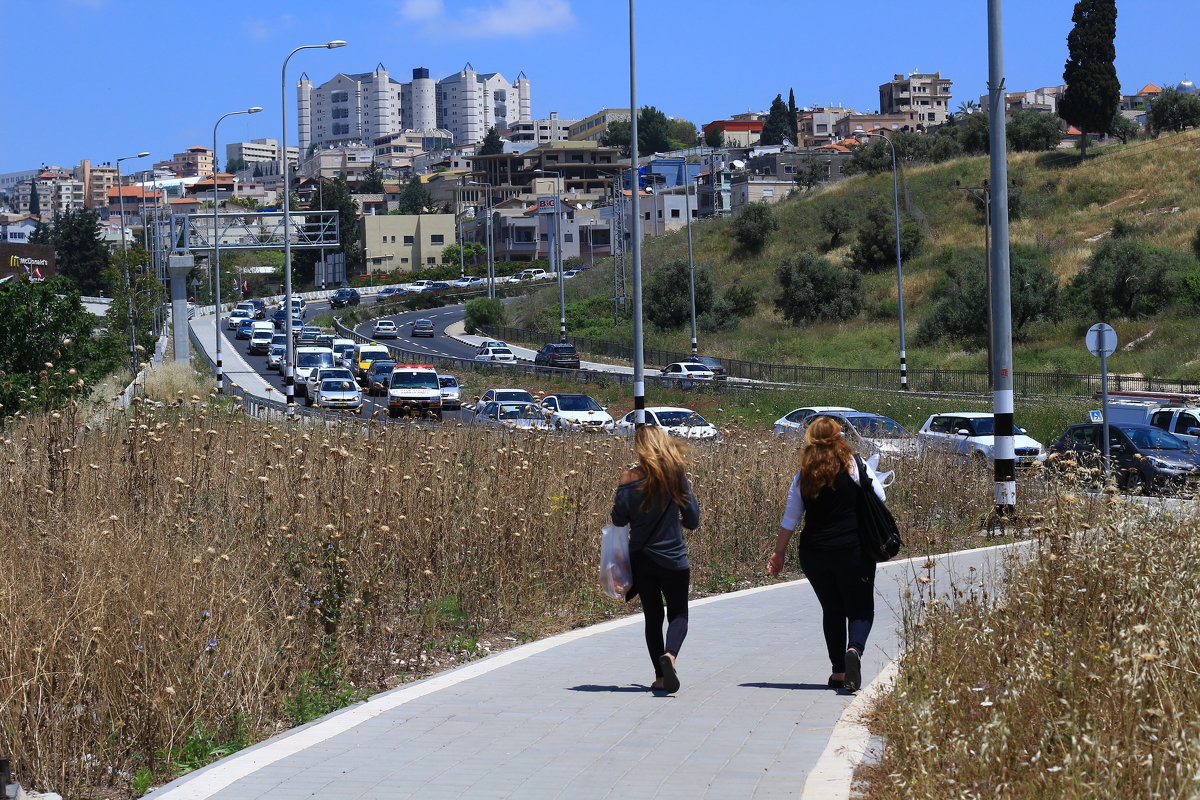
[866,453,895,489]
[599,523,632,600]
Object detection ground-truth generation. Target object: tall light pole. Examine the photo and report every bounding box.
[281,40,346,406]
[684,173,698,357]
[534,168,567,341]
[457,176,466,281]
[853,130,907,390]
[116,151,150,377]
[213,106,263,395]
[628,0,645,425]
[468,180,494,297]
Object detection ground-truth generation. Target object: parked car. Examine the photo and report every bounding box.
[267,343,286,370]
[660,362,716,387]
[247,329,274,355]
[476,388,536,411]
[534,343,581,369]
[304,367,356,406]
[426,281,453,291]
[411,319,436,337]
[365,360,398,397]
[376,286,406,302]
[227,308,253,329]
[917,412,1046,468]
[1049,423,1200,494]
[540,393,614,432]
[439,374,462,410]
[475,346,515,363]
[314,378,363,413]
[773,406,857,438]
[329,288,360,308]
[235,318,256,340]
[615,406,720,440]
[690,356,728,380]
[476,401,553,432]
[373,319,399,339]
[824,412,918,460]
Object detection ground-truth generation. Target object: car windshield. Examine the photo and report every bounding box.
[1120,426,1187,451]
[439,377,458,388]
[297,352,334,368]
[655,411,707,427]
[392,371,439,389]
[252,331,272,339]
[270,345,285,354]
[317,369,353,381]
[496,390,534,403]
[498,403,539,420]
[321,380,356,392]
[846,416,910,438]
[333,344,354,355]
[371,362,396,374]
[359,350,387,362]
[556,396,602,412]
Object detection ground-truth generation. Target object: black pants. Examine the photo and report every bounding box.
[798,546,876,673]
[632,552,690,677]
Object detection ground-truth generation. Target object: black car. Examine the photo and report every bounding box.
[1049,423,1200,494]
[411,319,435,337]
[329,288,360,308]
[365,360,397,397]
[690,356,728,380]
[248,299,267,319]
[534,343,581,369]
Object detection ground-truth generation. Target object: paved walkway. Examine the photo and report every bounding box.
[148,546,1010,800]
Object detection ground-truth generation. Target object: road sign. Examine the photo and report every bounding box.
[1089,410,1103,423]
[1086,322,1117,358]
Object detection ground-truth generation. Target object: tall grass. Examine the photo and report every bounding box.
[1,391,1014,797]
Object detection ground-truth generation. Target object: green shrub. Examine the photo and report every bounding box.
[775,252,862,323]
[731,203,777,254]
[848,205,924,273]
[645,259,714,330]
[1066,238,1189,319]
[463,297,505,333]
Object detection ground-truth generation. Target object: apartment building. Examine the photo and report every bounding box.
[568,109,631,142]
[976,85,1065,116]
[14,169,87,219]
[73,160,120,209]
[295,143,376,183]
[879,72,953,127]
[152,147,215,179]
[373,129,454,171]
[507,112,576,144]
[798,107,854,146]
[226,139,300,167]
[702,120,763,148]
[360,213,456,274]
[834,111,921,139]
[470,141,622,208]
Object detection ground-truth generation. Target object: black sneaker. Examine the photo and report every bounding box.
[844,649,861,693]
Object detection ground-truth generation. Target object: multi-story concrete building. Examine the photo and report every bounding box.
[834,111,921,139]
[568,109,631,142]
[225,139,300,168]
[507,112,576,144]
[1,215,40,244]
[360,213,456,274]
[470,141,623,209]
[702,120,763,148]
[373,130,455,171]
[14,169,87,219]
[72,160,120,209]
[798,107,854,146]
[296,143,376,183]
[977,85,1064,116]
[879,72,953,128]
[299,65,531,154]
[153,147,215,179]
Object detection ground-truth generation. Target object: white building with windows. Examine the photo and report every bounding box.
[879,72,953,128]
[226,138,300,168]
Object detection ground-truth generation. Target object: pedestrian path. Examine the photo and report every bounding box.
[189,316,279,400]
[148,545,1011,800]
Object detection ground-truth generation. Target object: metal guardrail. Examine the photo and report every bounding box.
[481,324,1197,399]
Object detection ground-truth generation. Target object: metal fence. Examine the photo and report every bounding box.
[481,324,1197,399]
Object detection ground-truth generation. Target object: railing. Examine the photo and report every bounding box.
[480,324,1199,399]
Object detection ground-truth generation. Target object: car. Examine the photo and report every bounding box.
[476,401,553,432]
[292,347,336,399]
[476,388,536,411]
[917,412,1046,468]
[352,344,392,384]
[823,412,918,461]
[271,308,302,330]
[773,406,858,438]
[475,346,515,363]
[365,360,398,397]
[376,286,406,303]
[534,343,581,370]
[1049,423,1200,494]
[234,301,258,318]
[540,393,614,432]
[235,318,256,340]
[689,356,728,380]
[226,308,253,329]
[267,343,286,370]
[314,378,363,413]
[410,319,436,338]
[247,329,274,355]
[329,288,360,308]
[271,332,288,347]
[477,340,507,351]
[428,281,454,291]
[405,280,436,293]
[439,375,462,410]
[331,338,357,368]
[247,299,268,319]
[304,367,356,406]
[373,319,399,339]
[615,406,720,440]
[452,276,485,288]
[660,362,716,387]
[388,364,443,418]
[562,269,580,279]
[295,326,323,345]
[315,333,335,348]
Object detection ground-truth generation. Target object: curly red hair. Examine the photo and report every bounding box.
[798,416,854,500]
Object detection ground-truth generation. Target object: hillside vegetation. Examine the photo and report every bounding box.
[509,130,1200,380]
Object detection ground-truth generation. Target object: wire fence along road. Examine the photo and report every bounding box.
[482,324,1199,399]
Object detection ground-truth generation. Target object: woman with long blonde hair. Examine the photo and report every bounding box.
[767,416,886,692]
[612,425,701,693]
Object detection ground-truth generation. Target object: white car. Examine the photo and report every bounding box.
[918,412,1046,468]
[615,406,720,440]
[314,378,363,413]
[373,319,399,339]
[475,346,516,363]
[773,406,858,438]
[439,374,462,410]
[267,343,286,370]
[823,411,918,460]
[540,393,615,432]
[304,367,356,406]
[293,347,335,400]
[226,308,253,329]
[475,388,536,410]
[405,280,435,293]
[660,362,716,387]
[452,276,485,288]
[562,269,581,279]
[475,401,553,432]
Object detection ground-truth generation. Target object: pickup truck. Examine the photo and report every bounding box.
[1100,402,1200,446]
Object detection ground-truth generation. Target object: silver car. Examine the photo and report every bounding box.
[267,343,286,370]
[476,402,553,432]
[439,375,462,410]
[314,378,363,413]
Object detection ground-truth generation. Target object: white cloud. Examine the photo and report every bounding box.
[400,0,445,21]
[400,0,576,38]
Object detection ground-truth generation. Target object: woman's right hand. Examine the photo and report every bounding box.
[767,552,785,577]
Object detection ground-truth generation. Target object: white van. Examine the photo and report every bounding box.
[293,347,335,399]
[331,338,357,368]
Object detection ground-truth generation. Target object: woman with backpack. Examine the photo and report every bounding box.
[767,416,886,692]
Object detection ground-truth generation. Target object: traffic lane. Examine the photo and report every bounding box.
[354,304,477,361]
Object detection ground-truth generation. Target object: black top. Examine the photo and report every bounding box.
[800,469,860,551]
[611,476,700,570]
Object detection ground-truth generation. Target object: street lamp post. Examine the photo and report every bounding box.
[853,130,907,390]
[534,168,567,341]
[468,181,494,297]
[457,177,466,281]
[628,0,645,424]
[684,173,698,357]
[281,40,346,407]
[213,106,263,395]
[116,151,150,377]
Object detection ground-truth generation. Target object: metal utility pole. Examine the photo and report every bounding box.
[116,152,149,377]
[628,0,645,424]
[684,174,698,357]
[987,0,1017,521]
[957,179,994,388]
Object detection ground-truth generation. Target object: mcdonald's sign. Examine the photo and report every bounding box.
[0,243,56,283]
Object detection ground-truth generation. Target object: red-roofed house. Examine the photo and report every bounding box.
[702,120,763,148]
[1122,83,1162,111]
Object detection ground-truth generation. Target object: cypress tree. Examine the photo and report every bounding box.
[479,126,504,156]
[760,94,791,146]
[787,89,799,145]
[1058,0,1119,158]
[28,180,41,217]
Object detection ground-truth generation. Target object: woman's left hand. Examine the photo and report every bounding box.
[767,552,785,577]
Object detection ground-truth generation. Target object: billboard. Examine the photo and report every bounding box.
[0,243,56,283]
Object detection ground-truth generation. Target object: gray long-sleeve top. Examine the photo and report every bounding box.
[611,476,700,570]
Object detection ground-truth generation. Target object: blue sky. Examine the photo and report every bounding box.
[1,0,1193,174]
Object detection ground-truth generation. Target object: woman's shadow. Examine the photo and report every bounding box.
[739,682,829,691]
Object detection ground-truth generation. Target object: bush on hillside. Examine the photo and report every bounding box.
[462,297,505,333]
[819,205,856,250]
[775,252,862,323]
[1193,224,1200,261]
[1066,238,1189,319]
[1007,110,1065,152]
[731,203,777,254]
[848,205,924,273]
[645,259,714,330]
[916,249,1060,346]
[698,284,758,333]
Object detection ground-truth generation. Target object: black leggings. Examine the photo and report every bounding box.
[798,546,876,673]
[632,552,690,677]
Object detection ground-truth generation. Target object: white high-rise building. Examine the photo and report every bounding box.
[299,65,531,154]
